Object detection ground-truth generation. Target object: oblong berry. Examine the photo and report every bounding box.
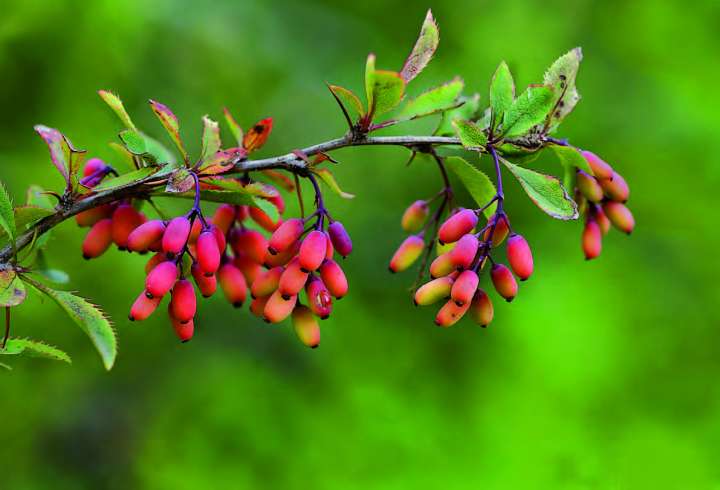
[305,277,332,319]
[594,206,611,235]
[251,266,283,299]
[450,270,479,306]
[491,263,518,302]
[249,295,269,318]
[577,170,604,203]
[191,263,217,297]
[506,234,534,281]
[128,220,166,253]
[449,234,479,270]
[82,218,113,259]
[279,258,309,299]
[582,220,602,260]
[429,252,454,278]
[129,290,161,321]
[83,157,107,177]
[75,203,114,227]
[434,299,470,327]
[601,171,630,202]
[112,204,146,250]
[469,289,494,327]
[145,261,179,298]
[602,201,635,234]
[168,304,194,342]
[145,252,165,275]
[211,204,236,234]
[438,209,478,244]
[414,276,454,306]
[389,235,424,273]
[162,216,192,256]
[233,253,263,285]
[319,259,348,299]
[401,200,429,233]
[268,218,304,255]
[324,233,334,260]
[292,305,321,348]
[264,240,299,268]
[170,279,196,323]
[483,214,510,247]
[188,219,202,244]
[327,221,353,257]
[230,228,267,264]
[298,230,327,272]
[211,225,226,253]
[218,262,248,307]
[197,230,221,275]
[581,151,614,180]
[263,289,297,323]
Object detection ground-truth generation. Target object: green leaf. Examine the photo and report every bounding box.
[328,85,365,118]
[543,47,582,132]
[119,129,147,155]
[201,116,221,161]
[149,99,188,162]
[435,94,481,136]
[444,156,497,218]
[0,181,16,240]
[500,157,578,220]
[98,90,138,131]
[311,168,355,199]
[36,268,70,285]
[550,144,593,176]
[13,206,54,232]
[369,70,405,117]
[254,198,280,223]
[400,9,440,83]
[158,189,257,207]
[223,108,244,146]
[93,167,159,192]
[501,85,555,139]
[0,338,71,364]
[25,185,54,209]
[143,135,176,166]
[397,77,464,121]
[0,271,27,307]
[489,61,515,130]
[165,168,195,193]
[25,277,117,370]
[108,142,138,172]
[452,119,487,149]
[365,53,376,113]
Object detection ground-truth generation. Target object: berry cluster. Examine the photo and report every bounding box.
[577,151,635,260]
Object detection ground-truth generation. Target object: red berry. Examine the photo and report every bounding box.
[601,171,630,202]
[112,204,146,250]
[450,270,479,306]
[230,228,267,264]
[469,289,494,327]
[82,157,107,177]
[251,266,283,298]
[249,205,280,232]
[577,170,604,203]
[170,279,196,323]
[211,204,236,234]
[414,276,454,306]
[233,253,263,284]
[581,151,614,180]
[438,208,478,244]
[145,261,179,298]
[168,304,194,342]
[264,239,300,268]
[324,232,334,260]
[191,263,217,297]
[449,234,479,270]
[434,299,470,327]
[128,290,161,321]
[82,218,113,259]
[506,234,533,281]
[75,203,114,227]
[211,225,226,252]
[491,263,518,302]
[319,259,348,299]
[249,295,269,318]
[188,219,202,244]
[292,305,321,348]
[162,216,192,256]
[263,289,297,323]
[483,214,509,247]
[305,276,332,319]
[582,220,602,260]
[594,206,611,235]
[218,262,247,307]
[145,252,165,275]
[401,200,429,233]
[268,218,304,255]
[389,235,424,273]
[327,221,353,257]
[197,230,221,275]
[279,258,309,299]
[298,230,327,272]
[128,220,166,253]
[602,201,635,234]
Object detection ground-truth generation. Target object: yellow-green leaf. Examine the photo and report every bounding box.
[201,116,222,161]
[435,94,481,136]
[328,85,365,118]
[452,119,487,149]
[98,90,138,131]
[489,61,515,130]
[0,338,71,364]
[397,77,464,121]
[311,168,355,199]
[445,156,497,218]
[370,70,405,117]
[0,181,15,240]
[223,108,243,146]
[501,85,555,139]
[93,167,159,192]
[400,9,439,82]
[0,271,26,307]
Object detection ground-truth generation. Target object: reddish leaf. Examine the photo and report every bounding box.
[243,118,273,153]
[197,148,246,175]
[149,99,188,162]
[400,9,440,83]
[34,125,86,191]
[312,152,338,165]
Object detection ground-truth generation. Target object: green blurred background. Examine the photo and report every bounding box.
[2,0,720,488]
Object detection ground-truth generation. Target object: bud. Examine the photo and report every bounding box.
[327,221,353,257]
[145,261,179,298]
[602,201,635,234]
[577,170,604,203]
[601,171,630,202]
[483,214,509,247]
[251,266,283,298]
[145,252,165,275]
[162,216,192,256]
[263,289,297,323]
[218,262,248,307]
[292,305,321,348]
[75,203,114,227]
[128,291,161,321]
[249,205,280,232]
[438,209,478,244]
[168,305,194,342]
[305,277,332,319]
[429,252,454,278]
[506,234,533,281]
[233,253,263,284]
[491,263,518,302]
[298,230,327,272]
[401,200,429,233]
[279,258,309,299]
[581,151,614,180]
[230,228,268,264]
[82,218,113,259]
[127,220,166,253]
[582,220,602,260]
[191,263,217,297]
[450,270,479,306]
[449,234,479,270]
[249,295,269,318]
[469,289,493,327]
[594,206,611,235]
[319,259,348,299]
[389,235,424,273]
[414,276,454,306]
[434,299,470,327]
[268,218,304,255]
[111,204,146,250]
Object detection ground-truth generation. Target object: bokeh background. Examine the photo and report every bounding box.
[2,0,720,488]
